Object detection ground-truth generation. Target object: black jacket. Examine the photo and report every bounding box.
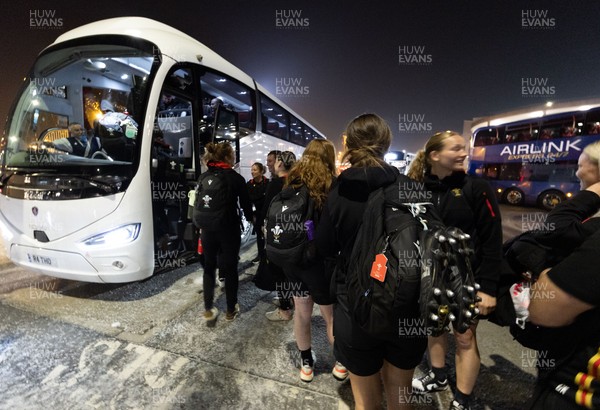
[423,171,503,296]
[541,230,600,408]
[246,177,269,220]
[260,176,286,225]
[206,165,253,230]
[506,189,600,278]
[533,189,600,256]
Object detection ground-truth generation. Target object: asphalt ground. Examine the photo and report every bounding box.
[0,205,538,409]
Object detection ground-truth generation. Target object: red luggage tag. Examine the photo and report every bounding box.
[370,253,388,282]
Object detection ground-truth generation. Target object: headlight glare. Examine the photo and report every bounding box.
[83,223,141,246]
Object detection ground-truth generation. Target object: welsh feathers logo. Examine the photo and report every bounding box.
[202,195,212,208]
[271,224,283,243]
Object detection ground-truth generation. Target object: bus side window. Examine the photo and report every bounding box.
[560,127,574,137]
[518,132,532,142]
[588,123,600,134]
[238,111,253,130]
[198,70,256,138]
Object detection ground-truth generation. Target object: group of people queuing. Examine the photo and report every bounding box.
[195,113,600,410]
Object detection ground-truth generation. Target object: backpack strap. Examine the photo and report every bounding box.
[330,184,383,294]
[222,169,242,229]
[401,202,435,230]
[305,186,318,230]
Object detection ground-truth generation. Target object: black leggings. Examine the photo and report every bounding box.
[256,225,266,257]
[201,227,241,312]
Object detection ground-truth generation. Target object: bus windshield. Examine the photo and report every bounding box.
[2,40,156,177]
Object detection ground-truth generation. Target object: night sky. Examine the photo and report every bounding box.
[2,0,600,153]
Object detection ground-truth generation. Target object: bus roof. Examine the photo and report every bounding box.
[51,17,255,88]
[466,98,600,134]
[49,17,325,139]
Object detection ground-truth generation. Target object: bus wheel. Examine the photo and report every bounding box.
[538,190,565,211]
[503,188,524,206]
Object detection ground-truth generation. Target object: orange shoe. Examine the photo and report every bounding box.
[300,364,314,382]
[332,361,348,381]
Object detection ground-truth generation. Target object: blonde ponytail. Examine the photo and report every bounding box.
[407,150,428,181]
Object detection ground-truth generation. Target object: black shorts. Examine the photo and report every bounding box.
[282,261,333,306]
[333,303,427,376]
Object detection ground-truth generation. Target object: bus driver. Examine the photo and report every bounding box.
[51,122,101,157]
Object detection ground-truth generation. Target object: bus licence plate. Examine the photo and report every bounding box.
[27,253,56,267]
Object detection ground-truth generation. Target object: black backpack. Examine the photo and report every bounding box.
[265,185,315,269]
[345,175,480,339]
[193,169,233,230]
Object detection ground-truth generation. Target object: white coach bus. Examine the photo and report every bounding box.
[0,17,324,283]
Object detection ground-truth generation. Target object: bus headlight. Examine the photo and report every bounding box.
[82,223,141,247]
